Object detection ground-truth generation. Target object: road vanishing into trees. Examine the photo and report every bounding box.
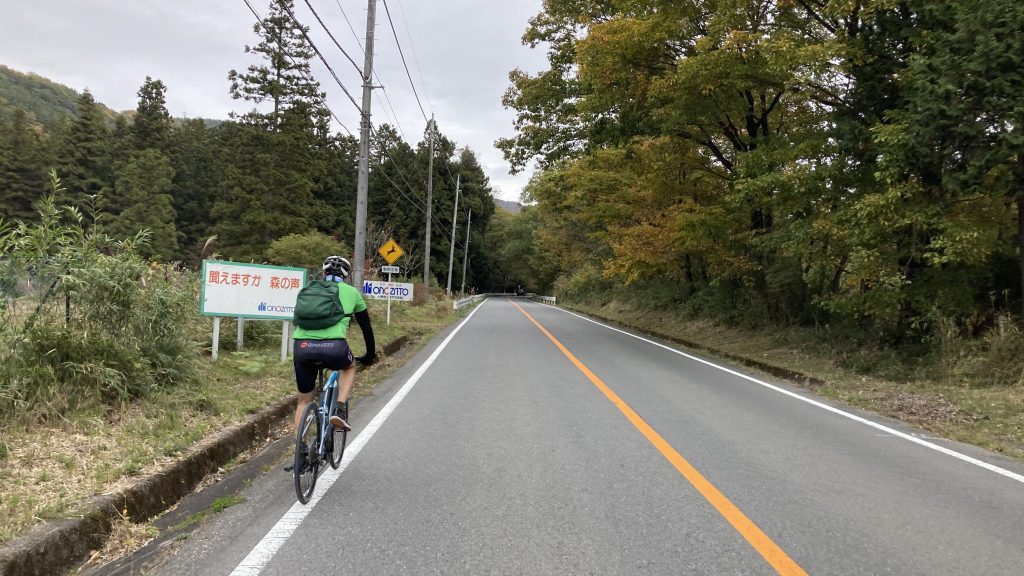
[150,298,1024,576]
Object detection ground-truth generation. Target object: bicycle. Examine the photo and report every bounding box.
[293,365,350,504]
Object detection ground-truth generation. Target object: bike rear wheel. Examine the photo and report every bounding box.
[328,400,349,469]
[293,402,321,504]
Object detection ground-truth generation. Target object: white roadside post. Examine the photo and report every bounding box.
[212,317,221,360]
[280,321,290,362]
[381,265,401,325]
[237,318,244,351]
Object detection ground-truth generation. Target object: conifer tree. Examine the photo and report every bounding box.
[131,77,172,153]
[0,109,47,222]
[108,149,178,260]
[169,118,218,259]
[55,90,111,214]
[215,0,328,259]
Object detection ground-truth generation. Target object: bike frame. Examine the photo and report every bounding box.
[316,370,340,458]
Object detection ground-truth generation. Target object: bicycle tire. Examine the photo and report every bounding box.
[293,402,321,504]
[328,400,349,469]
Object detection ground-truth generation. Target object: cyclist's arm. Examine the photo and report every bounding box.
[354,309,376,363]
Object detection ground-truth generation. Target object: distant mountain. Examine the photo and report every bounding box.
[0,65,223,129]
[495,199,522,214]
[0,65,120,126]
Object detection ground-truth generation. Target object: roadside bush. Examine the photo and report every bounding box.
[934,315,1024,388]
[265,232,350,273]
[0,173,202,420]
[554,263,614,305]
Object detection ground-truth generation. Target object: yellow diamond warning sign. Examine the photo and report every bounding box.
[378,238,405,265]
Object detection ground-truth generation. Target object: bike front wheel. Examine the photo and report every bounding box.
[328,400,349,469]
[293,402,321,504]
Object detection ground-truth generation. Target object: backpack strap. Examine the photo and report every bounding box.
[329,279,353,319]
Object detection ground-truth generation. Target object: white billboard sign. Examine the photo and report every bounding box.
[362,280,414,302]
[200,260,307,319]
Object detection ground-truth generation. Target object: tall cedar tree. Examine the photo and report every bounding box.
[0,109,47,221]
[108,149,179,260]
[131,77,172,153]
[55,90,111,214]
[169,118,219,260]
[216,0,329,260]
[104,77,179,255]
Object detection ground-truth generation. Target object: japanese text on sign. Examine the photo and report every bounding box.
[201,260,307,319]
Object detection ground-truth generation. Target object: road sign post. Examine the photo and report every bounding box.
[377,241,405,325]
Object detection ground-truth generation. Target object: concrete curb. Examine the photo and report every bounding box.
[561,305,829,390]
[0,337,410,576]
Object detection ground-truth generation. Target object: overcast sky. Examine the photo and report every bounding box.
[0,0,548,201]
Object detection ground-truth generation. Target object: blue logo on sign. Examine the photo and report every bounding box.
[257,302,294,313]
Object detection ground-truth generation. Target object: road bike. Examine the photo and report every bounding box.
[293,366,349,504]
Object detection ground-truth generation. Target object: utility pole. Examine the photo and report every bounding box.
[352,0,377,288]
[460,209,471,295]
[445,173,460,296]
[423,115,435,293]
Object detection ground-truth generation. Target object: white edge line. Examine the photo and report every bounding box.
[551,306,1024,485]
[230,300,490,576]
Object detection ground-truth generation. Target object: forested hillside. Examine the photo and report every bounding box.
[0,65,119,127]
[497,0,1024,363]
[0,1,501,289]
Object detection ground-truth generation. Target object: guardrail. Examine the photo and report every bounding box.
[452,293,555,310]
[453,294,488,310]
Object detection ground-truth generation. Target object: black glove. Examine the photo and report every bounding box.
[356,353,376,366]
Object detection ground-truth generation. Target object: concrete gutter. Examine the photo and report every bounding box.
[0,337,409,576]
[562,305,828,390]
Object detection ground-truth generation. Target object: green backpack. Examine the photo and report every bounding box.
[293,279,349,330]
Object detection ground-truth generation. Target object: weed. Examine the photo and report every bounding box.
[173,494,245,532]
[211,494,245,513]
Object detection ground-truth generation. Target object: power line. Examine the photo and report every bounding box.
[270,0,364,114]
[244,0,454,246]
[394,0,434,110]
[298,0,363,76]
[333,0,364,51]
[240,0,352,135]
[381,0,427,121]
[332,0,407,140]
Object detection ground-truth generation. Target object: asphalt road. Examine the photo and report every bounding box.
[150,298,1024,576]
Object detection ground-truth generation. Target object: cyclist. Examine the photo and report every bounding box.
[292,256,376,435]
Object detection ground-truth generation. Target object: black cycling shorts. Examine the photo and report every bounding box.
[293,339,354,394]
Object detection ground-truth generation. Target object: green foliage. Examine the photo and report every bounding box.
[106,149,179,260]
[265,231,350,271]
[227,0,329,131]
[0,65,118,127]
[55,90,112,214]
[131,77,172,153]
[503,0,1024,350]
[0,173,201,420]
[483,210,535,292]
[168,118,218,259]
[0,109,48,222]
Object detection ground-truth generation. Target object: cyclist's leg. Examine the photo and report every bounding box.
[325,340,355,431]
[329,366,355,432]
[292,340,319,434]
[336,363,356,404]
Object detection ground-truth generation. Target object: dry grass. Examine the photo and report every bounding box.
[73,511,160,574]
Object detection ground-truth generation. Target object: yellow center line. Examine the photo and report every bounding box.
[511,302,809,576]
